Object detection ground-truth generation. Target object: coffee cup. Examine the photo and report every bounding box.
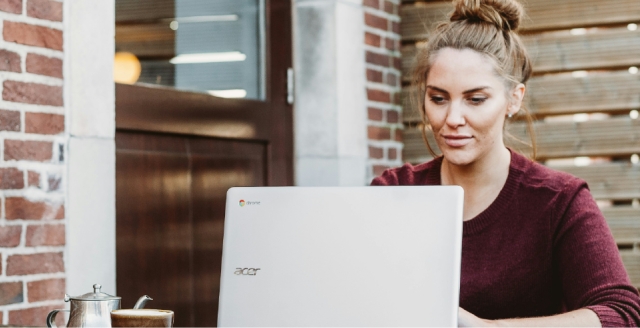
[110,309,174,327]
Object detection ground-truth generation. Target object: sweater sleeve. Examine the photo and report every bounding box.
[370,168,399,186]
[553,181,640,327]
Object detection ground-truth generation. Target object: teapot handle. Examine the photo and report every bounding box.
[46,309,69,328]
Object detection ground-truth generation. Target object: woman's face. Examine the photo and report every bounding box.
[424,48,521,166]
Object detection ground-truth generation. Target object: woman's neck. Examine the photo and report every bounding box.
[441,145,511,197]
[441,145,512,221]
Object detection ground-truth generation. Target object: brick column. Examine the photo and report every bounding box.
[0,0,67,326]
[363,0,403,181]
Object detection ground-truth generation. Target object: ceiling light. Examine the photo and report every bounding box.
[170,52,246,64]
[174,15,238,23]
[208,89,247,98]
[113,52,141,84]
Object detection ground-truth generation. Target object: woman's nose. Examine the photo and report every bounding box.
[445,102,466,127]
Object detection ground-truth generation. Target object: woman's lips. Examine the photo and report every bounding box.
[443,134,473,147]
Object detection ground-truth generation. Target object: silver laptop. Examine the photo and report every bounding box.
[218,186,463,327]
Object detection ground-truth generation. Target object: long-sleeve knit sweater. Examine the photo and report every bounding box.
[371,150,640,327]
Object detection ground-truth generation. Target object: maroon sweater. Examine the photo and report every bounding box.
[371,151,640,327]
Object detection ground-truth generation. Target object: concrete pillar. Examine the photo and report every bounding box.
[293,0,368,186]
[64,0,116,296]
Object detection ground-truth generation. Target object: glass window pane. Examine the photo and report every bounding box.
[115,0,265,100]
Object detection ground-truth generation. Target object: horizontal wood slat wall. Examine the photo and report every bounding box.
[402,71,640,122]
[400,0,640,288]
[404,118,640,162]
[402,29,640,80]
[601,207,640,244]
[401,0,640,41]
[550,163,640,201]
[526,29,640,73]
[621,253,640,287]
[401,2,452,42]
[526,72,640,116]
[505,118,640,159]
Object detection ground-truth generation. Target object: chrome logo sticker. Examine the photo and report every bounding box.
[239,200,245,207]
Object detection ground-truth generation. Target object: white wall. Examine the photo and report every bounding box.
[64,0,116,296]
[293,0,368,186]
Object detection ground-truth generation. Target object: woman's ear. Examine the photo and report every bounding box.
[508,83,526,116]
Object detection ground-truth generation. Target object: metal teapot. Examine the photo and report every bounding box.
[46,284,152,327]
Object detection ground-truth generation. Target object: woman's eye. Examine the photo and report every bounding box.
[430,96,446,104]
[469,97,487,105]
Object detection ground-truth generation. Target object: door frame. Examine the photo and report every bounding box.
[115,0,293,186]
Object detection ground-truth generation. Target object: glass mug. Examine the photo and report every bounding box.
[110,309,174,327]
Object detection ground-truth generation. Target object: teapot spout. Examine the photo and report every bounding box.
[133,295,153,309]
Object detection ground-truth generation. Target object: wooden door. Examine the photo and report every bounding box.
[114,1,292,326]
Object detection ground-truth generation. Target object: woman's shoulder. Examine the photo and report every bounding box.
[512,151,587,196]
[370,157,442,186]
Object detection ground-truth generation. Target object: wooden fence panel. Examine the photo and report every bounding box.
[402,29,640,80]
[526,29,640,73]
[601,207,640,244]
[552,164,640,200]
[402,0,640,41]
[526,72,640,117]
[403,118,640,163]
[506,118,640,159]
[402,71,640,123]
[401,2,453,42]
[401,127,435,164]
[621,253,640,288]
[400,44,419,83]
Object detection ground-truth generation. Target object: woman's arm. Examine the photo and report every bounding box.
[459,307,601,327]
[550,183,640,327]
[461,181,640,327]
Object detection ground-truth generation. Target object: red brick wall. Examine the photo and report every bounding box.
[363,0,403,181]
[0,0,66,325]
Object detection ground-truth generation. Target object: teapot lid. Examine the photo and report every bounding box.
[67,284,121,301]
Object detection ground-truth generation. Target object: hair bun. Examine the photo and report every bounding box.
[450,0,524,31]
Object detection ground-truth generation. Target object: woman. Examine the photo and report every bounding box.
[371,0,640,326]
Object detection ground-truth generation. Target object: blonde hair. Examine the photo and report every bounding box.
[412,0,537,159]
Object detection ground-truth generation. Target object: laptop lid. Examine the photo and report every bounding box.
[218,186,463,327]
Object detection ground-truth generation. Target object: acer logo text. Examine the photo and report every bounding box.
[235,268,261,275]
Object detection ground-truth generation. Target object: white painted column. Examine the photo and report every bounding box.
[64,0,116,296]
[293,0,368,186]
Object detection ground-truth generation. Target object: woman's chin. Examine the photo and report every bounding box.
[440,147,476,166]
